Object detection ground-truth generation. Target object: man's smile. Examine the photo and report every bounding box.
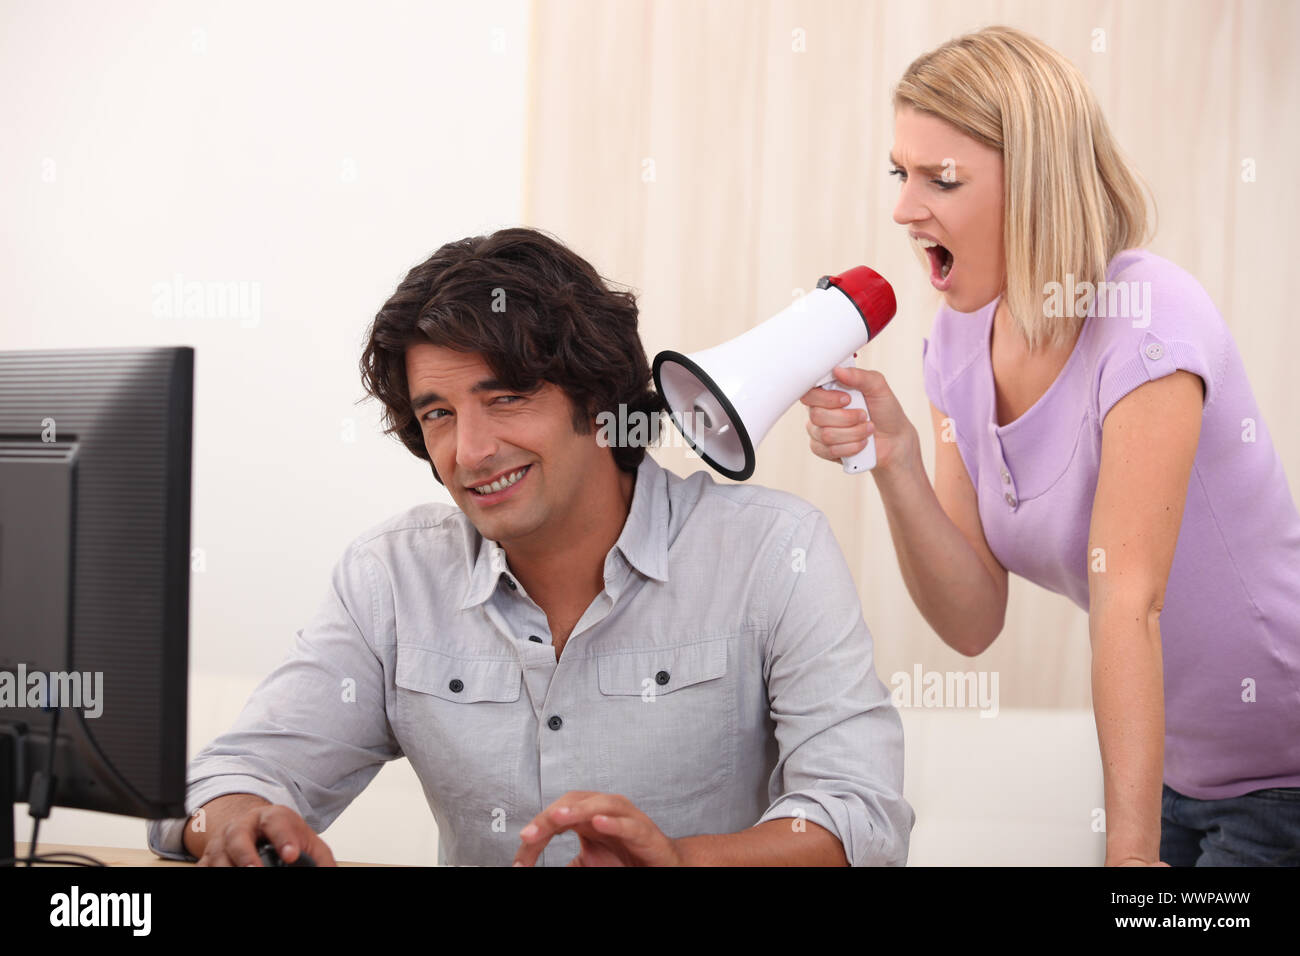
[465,464,533,502]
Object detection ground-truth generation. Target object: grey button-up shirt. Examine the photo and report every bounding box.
[148,453,913,865]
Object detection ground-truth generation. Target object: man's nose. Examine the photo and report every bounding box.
[455,408,499,473]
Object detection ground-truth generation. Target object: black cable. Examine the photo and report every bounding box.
[0,852,106,867]
[22,706,61,867]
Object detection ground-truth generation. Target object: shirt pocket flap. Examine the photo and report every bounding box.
[395,645,522,703]
[597,638,728,697]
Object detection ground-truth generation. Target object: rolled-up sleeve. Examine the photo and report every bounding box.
[147,541,402,860]
[754,508,914,866]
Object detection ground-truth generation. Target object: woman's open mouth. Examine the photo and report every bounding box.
[912,235,955,291]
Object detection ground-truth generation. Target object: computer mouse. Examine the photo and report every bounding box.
[255,837,317,867]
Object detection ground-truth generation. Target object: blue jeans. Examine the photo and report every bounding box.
[1161,783,1300,865]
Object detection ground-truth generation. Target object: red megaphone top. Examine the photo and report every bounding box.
[818,266,897,341]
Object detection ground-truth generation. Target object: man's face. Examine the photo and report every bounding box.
[406,343,601,548]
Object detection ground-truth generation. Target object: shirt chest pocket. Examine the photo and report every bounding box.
[396,647,523,702]
[392,644,523,812]
[593,636,736,812]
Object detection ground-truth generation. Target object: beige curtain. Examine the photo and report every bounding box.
[521,0,1300,708]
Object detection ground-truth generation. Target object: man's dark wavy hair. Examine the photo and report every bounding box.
[359,227,666,485]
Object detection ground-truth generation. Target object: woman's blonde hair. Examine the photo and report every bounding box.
[893,25,1156,351]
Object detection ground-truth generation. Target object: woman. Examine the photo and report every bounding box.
[802,25,1300,866]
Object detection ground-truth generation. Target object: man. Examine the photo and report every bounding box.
[146,227,914,866]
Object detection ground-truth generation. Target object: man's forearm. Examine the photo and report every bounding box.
[182,793,272,859]
[674,818,848,866]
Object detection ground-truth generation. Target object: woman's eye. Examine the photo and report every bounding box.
[889,166,959,190]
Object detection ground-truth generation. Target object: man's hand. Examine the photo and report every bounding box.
[188,797,338,867]
[512,791,683,867]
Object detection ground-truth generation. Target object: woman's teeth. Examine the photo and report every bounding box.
[470,466,529,495]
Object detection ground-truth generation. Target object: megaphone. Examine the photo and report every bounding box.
[652,266,896,480]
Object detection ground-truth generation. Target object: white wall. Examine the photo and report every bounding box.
[3,0,531,865]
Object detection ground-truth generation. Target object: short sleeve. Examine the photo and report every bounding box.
[1093,260,1227,428]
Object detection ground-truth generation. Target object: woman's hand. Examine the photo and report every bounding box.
[799,365,919,475]
[1107,855,1171,867]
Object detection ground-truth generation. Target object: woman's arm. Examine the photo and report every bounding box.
[865,400,1008,655]
[1087,369,1205,866]
[803,368,1008,655]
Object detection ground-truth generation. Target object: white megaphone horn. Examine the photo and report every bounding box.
[652,265,896,480]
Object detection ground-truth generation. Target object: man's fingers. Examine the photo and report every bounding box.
[259,811,307,864]
[513,792,631,866]
[307,836,338,867]
[513,802,578,867]
[540,795,639,836]
[222,825,263,867]
[590,811,663,854]
[259,808,332,865]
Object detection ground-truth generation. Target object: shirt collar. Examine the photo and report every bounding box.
[459,454,670,610]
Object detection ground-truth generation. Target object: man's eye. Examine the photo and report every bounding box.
[495,395,524,405]
[424,409,449,422]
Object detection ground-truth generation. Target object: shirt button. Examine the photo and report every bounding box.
[528,635,543,643]
[504,577,517,591]
[1145,343,1164,360]
[547,715,563,731]
[655,670,670,686]
[1000,467,1011,484]
[1004,492,1018,508]
[448,678,463,693]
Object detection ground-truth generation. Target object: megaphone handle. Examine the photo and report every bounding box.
[821,357,876,474]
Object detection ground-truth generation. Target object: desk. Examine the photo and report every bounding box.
[14,843,390,866]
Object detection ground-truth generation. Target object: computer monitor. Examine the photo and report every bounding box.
[0,346,192,866]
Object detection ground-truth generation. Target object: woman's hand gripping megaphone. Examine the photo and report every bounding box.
[801,362,916,476]
[812,355,877,472]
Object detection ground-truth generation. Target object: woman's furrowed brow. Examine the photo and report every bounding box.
[889,152,959,177]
